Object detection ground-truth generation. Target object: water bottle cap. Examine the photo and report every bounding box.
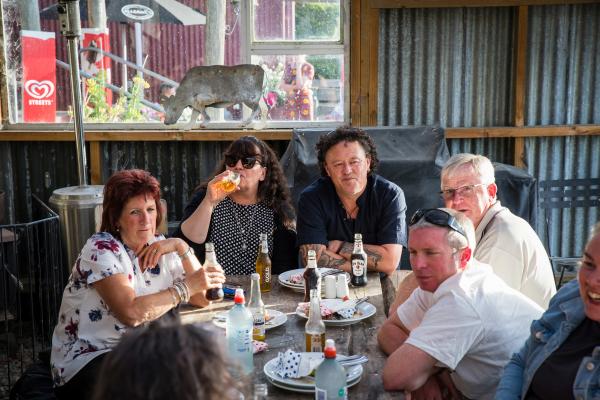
[234,288,245,304]
[324,339,336,358]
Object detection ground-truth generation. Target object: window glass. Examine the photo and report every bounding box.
[253,54,344,122]
[1,0,345,127]
[253,0,341,42]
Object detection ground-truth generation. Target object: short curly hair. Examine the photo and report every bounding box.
[316,126,379,177]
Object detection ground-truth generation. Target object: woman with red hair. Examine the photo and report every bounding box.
[50,169,225,400]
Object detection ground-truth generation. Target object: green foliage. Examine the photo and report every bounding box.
[306,57,340,80]
[260,62,286,107]
[82,71,150,122]
[295,3,340,40]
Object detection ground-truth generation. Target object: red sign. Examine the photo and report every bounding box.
[81,28,112,104]
[22,30,56,122]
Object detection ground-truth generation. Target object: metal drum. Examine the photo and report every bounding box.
[49,185,104,273]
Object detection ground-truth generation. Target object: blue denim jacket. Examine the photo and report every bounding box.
[495,279,600,399]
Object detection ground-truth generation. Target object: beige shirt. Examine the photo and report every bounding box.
[474,201,556,309]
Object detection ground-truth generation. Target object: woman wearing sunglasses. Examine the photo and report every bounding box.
[173,136,297,275]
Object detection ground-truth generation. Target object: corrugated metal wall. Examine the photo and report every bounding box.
[525,4,600,257]
[378,6,516,163]
[378,4,600,258]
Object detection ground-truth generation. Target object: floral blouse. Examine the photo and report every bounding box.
[50,232,185,386]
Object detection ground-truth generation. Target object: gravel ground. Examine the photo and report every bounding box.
[0,338,38,399]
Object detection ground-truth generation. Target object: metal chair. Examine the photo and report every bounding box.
[539,178,600,288]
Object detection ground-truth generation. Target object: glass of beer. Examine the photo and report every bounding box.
[215,171,240,193]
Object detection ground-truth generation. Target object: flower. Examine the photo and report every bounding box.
[261,62,286,107]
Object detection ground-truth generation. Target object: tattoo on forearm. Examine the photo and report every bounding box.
[317,253,346,269]
[339,242,353,255]
[365,248,382,271]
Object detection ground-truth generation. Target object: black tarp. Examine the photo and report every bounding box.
[281,126,537,268]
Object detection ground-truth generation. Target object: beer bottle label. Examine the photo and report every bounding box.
[310,334,323,352]
[352,259,365,276]
[264,266,271,282]
[253,315,265,334]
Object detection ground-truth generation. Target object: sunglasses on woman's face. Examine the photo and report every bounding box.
[409,208,467,239]
[224,155,262,169]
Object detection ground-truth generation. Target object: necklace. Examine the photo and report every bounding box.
[231,201,259,251]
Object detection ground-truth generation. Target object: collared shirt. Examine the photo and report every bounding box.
[296,174,407,249]
[474,201,556,308]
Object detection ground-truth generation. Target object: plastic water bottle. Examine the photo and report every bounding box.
[314,339,348,400]
[226,288,254,375]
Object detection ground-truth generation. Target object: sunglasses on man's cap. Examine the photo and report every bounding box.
[409,208,467,239]
[224,155,262,169]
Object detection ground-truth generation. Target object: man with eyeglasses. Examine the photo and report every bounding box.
[378,208,542,399]
[296,126,406,275]
[438,153,556,308]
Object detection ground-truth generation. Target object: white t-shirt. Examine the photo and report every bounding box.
[398,261,543,400]
[475,201,556,309]
[50,232,185,386]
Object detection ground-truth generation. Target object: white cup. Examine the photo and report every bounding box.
[324,275,337,299]
[336,274,350,298]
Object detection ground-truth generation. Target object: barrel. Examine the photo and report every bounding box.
[49,185,104,273]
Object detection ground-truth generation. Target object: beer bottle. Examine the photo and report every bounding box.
[255,233,272,292]
[305,289,326,352]
[248,273,266,341]
[204,242,224,301]
[303,250,322,302]
[350,233,368,287]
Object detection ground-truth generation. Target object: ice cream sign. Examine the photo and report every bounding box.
[21,30,56,122]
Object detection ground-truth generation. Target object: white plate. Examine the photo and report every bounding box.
[266,373,361,394]
[296,299,377,327]
[278,268,350,291]
[263,352,363,392]
[212,309,287,330]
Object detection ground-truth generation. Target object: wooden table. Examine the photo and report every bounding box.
[180,273,399,399]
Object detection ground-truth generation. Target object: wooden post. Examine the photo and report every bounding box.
[513,5,528,168]
[205,0,226,123]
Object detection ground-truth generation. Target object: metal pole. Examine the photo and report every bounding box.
[58,0,87,186]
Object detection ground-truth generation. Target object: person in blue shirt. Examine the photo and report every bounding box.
[495,222,600,400]
[296,126,407,275]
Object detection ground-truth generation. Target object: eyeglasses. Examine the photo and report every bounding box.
[409,208,467,239]
[439,183,488,200]
[224,155,262,169]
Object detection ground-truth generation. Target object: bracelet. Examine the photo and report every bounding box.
[173,280,191,303]
[179,246,194,260]
[168,287,180,307]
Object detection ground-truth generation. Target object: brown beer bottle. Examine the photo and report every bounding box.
[204,242,224,301]
[255,233,272,292]
[350,233,367,287]
[303,250,322,302]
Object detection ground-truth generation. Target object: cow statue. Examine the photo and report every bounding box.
[160,64,267,129]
